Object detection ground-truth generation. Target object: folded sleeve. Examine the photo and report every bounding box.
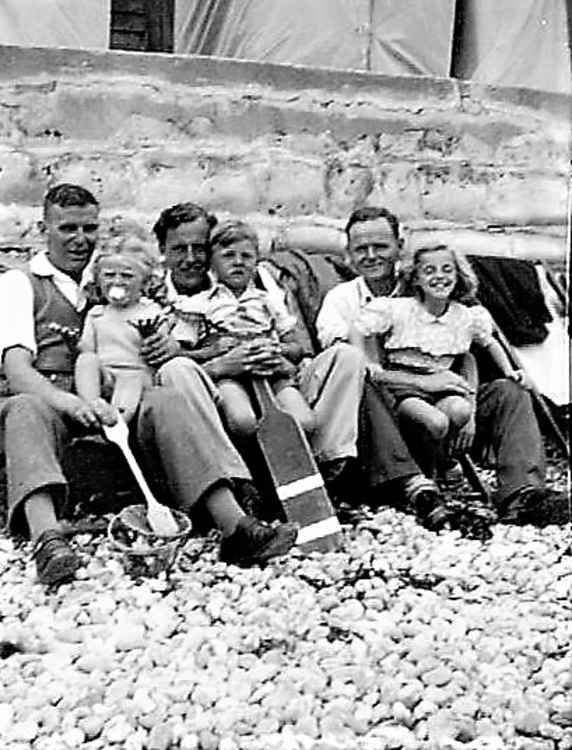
[316,287,351,348]
[0,269,36,362]
[470,304,495,347]
[354,298,393,337]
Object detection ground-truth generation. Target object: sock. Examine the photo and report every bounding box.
[403,474,441,502]
[204,484,246,538]
[24,492,60,542]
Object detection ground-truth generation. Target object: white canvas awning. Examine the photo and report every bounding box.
[0,0,110,50]
[175,0,456,76]
[174,0,571,93]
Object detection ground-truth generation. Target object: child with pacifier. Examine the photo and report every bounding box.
[75,234,171,424]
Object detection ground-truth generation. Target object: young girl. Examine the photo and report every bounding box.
[174,220,316,437]
[351,244,529,462]
[75,234,171,424]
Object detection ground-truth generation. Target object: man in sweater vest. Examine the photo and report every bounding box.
[0,185,297,586]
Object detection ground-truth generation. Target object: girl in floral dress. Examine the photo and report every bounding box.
[351,244,529,473]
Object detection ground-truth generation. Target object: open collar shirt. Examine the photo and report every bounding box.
[0,251,88,362]
[316,276,398,349]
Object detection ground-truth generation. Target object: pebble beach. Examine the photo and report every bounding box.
[1,468,570,750]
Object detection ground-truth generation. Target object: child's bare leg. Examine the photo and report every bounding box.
[275,385,316,434]
[398,397,449,440]
[218,379,258,437]
[435,395,473,474]
[436,395,472,430]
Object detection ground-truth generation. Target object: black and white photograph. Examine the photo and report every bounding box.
[0,2,570,749]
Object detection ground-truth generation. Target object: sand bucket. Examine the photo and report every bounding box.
[108,504,192,577]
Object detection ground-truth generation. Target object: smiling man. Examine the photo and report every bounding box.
[0,184,107,584]
[317,206,568,527]
[151,203,373,513]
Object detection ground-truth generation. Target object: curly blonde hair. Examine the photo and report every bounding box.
[90,234,166,303]
[400,244,479,305]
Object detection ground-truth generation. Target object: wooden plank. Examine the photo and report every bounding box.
[251,379,342,553]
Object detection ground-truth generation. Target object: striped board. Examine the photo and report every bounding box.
[251,378,342,553]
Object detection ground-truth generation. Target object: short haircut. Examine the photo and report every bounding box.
[209,220,259,259]
[345,206,400,242]
[43,183,99,217]
[152,203,217,247]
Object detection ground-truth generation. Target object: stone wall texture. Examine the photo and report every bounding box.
[0,45,569,261]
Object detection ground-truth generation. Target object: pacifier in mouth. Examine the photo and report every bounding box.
[108,286,127,302]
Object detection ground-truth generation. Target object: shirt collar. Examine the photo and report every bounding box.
[30,250,78,281]
[208,280,259,300]
[414,297,455,323]
[356,276,373,306]
[356,275,399,304]
[30,250,90,308]
[164,269,214,301]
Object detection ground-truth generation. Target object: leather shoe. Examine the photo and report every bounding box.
[498,486,571,527]
[32,529,80,586]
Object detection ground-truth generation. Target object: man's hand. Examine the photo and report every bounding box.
[140,330,181,368]
[54,393,106,429]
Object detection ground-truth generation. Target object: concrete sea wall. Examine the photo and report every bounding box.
[0,45,569,261]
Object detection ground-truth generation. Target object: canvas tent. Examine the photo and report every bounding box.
[174,0,571,93]
[0,1,569,94]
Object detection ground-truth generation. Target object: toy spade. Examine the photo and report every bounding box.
[103,417,179,537]
[251,378,342,552]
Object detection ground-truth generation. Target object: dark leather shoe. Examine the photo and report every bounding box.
[415,490,450,532]
[498,486,571,527]
[220,516,298,567]
[32,530,80,586]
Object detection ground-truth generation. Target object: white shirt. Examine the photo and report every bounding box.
[316,277,376,348]
[173,281,296,347]
[0,251,88,362]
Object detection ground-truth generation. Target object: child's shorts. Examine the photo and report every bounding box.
[388,384,469,407]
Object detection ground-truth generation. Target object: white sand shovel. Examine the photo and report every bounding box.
[103,416,179,537]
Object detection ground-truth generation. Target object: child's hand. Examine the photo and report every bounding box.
[141,330,182,368]
[250,337,282,357]
[88,398,119,426]
[508,369,534,390]
[452,411,476,452]
[55,394,103,429]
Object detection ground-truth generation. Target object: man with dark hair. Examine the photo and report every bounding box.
[0,184,106,584]
[152,202,218,297]
[149,203,369,505]
[0,187,297,586]
[318,206,568,526]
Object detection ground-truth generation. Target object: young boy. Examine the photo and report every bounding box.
[174,220,315,436]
